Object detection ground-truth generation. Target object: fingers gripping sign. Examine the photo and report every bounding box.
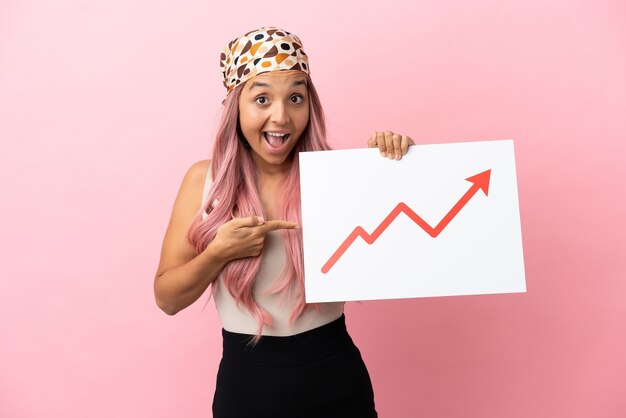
[367,131,415,160]
[213,216,299,261]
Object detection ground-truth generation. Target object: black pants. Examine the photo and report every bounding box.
[212,314,378,418]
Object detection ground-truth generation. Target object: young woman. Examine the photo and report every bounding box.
[154,26,414,418]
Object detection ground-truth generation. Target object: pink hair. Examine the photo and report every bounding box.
[187,74,330,345]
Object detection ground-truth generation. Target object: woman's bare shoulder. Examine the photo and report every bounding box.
[184,159,211,200]
[166,158,212,236]
[192,159,211,170]
[188,159,211,180]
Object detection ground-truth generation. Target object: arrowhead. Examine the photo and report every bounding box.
[465,169,491,196]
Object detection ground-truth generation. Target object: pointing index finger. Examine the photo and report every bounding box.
[260,220,299,232]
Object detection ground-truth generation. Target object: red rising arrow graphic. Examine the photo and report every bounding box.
[321,169,491,274]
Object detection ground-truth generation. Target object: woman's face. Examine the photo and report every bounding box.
[238,70,310,173]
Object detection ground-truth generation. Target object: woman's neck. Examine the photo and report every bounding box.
[257,174,285,220]
[252,156,293,219]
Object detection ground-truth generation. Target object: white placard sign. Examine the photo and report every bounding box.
[299,139,526,303]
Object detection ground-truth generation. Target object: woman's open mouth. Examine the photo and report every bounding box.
[263,132,291,149]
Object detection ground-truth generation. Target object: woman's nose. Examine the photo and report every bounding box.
[270,102,290,124]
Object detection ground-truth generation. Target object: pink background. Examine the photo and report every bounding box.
[1,1,625,417]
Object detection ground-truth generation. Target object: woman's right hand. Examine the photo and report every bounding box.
[210,216,299,262]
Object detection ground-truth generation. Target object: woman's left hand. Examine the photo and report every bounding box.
[367,131,415,160]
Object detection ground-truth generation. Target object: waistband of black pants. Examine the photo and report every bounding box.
[220,313,355,367]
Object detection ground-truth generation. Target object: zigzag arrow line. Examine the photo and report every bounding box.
[321,169,491,274]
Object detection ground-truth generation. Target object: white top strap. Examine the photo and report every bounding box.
[201,163,213,220]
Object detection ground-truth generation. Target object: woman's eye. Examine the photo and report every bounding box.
[255,95,303,105]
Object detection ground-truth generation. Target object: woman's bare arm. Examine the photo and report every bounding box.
[153,160,227,315]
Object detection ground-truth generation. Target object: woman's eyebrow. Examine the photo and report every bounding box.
[249,79,307,90]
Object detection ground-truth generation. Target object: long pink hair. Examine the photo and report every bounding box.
[187,74,330,344]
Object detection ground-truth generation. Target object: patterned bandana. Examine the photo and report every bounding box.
[219,27,310,99]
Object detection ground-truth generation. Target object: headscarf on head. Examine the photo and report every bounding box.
[219,27,311,102]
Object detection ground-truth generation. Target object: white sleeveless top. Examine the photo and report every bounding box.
[201,166,344,336]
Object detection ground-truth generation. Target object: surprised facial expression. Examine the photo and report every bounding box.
[238,70,310,173]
